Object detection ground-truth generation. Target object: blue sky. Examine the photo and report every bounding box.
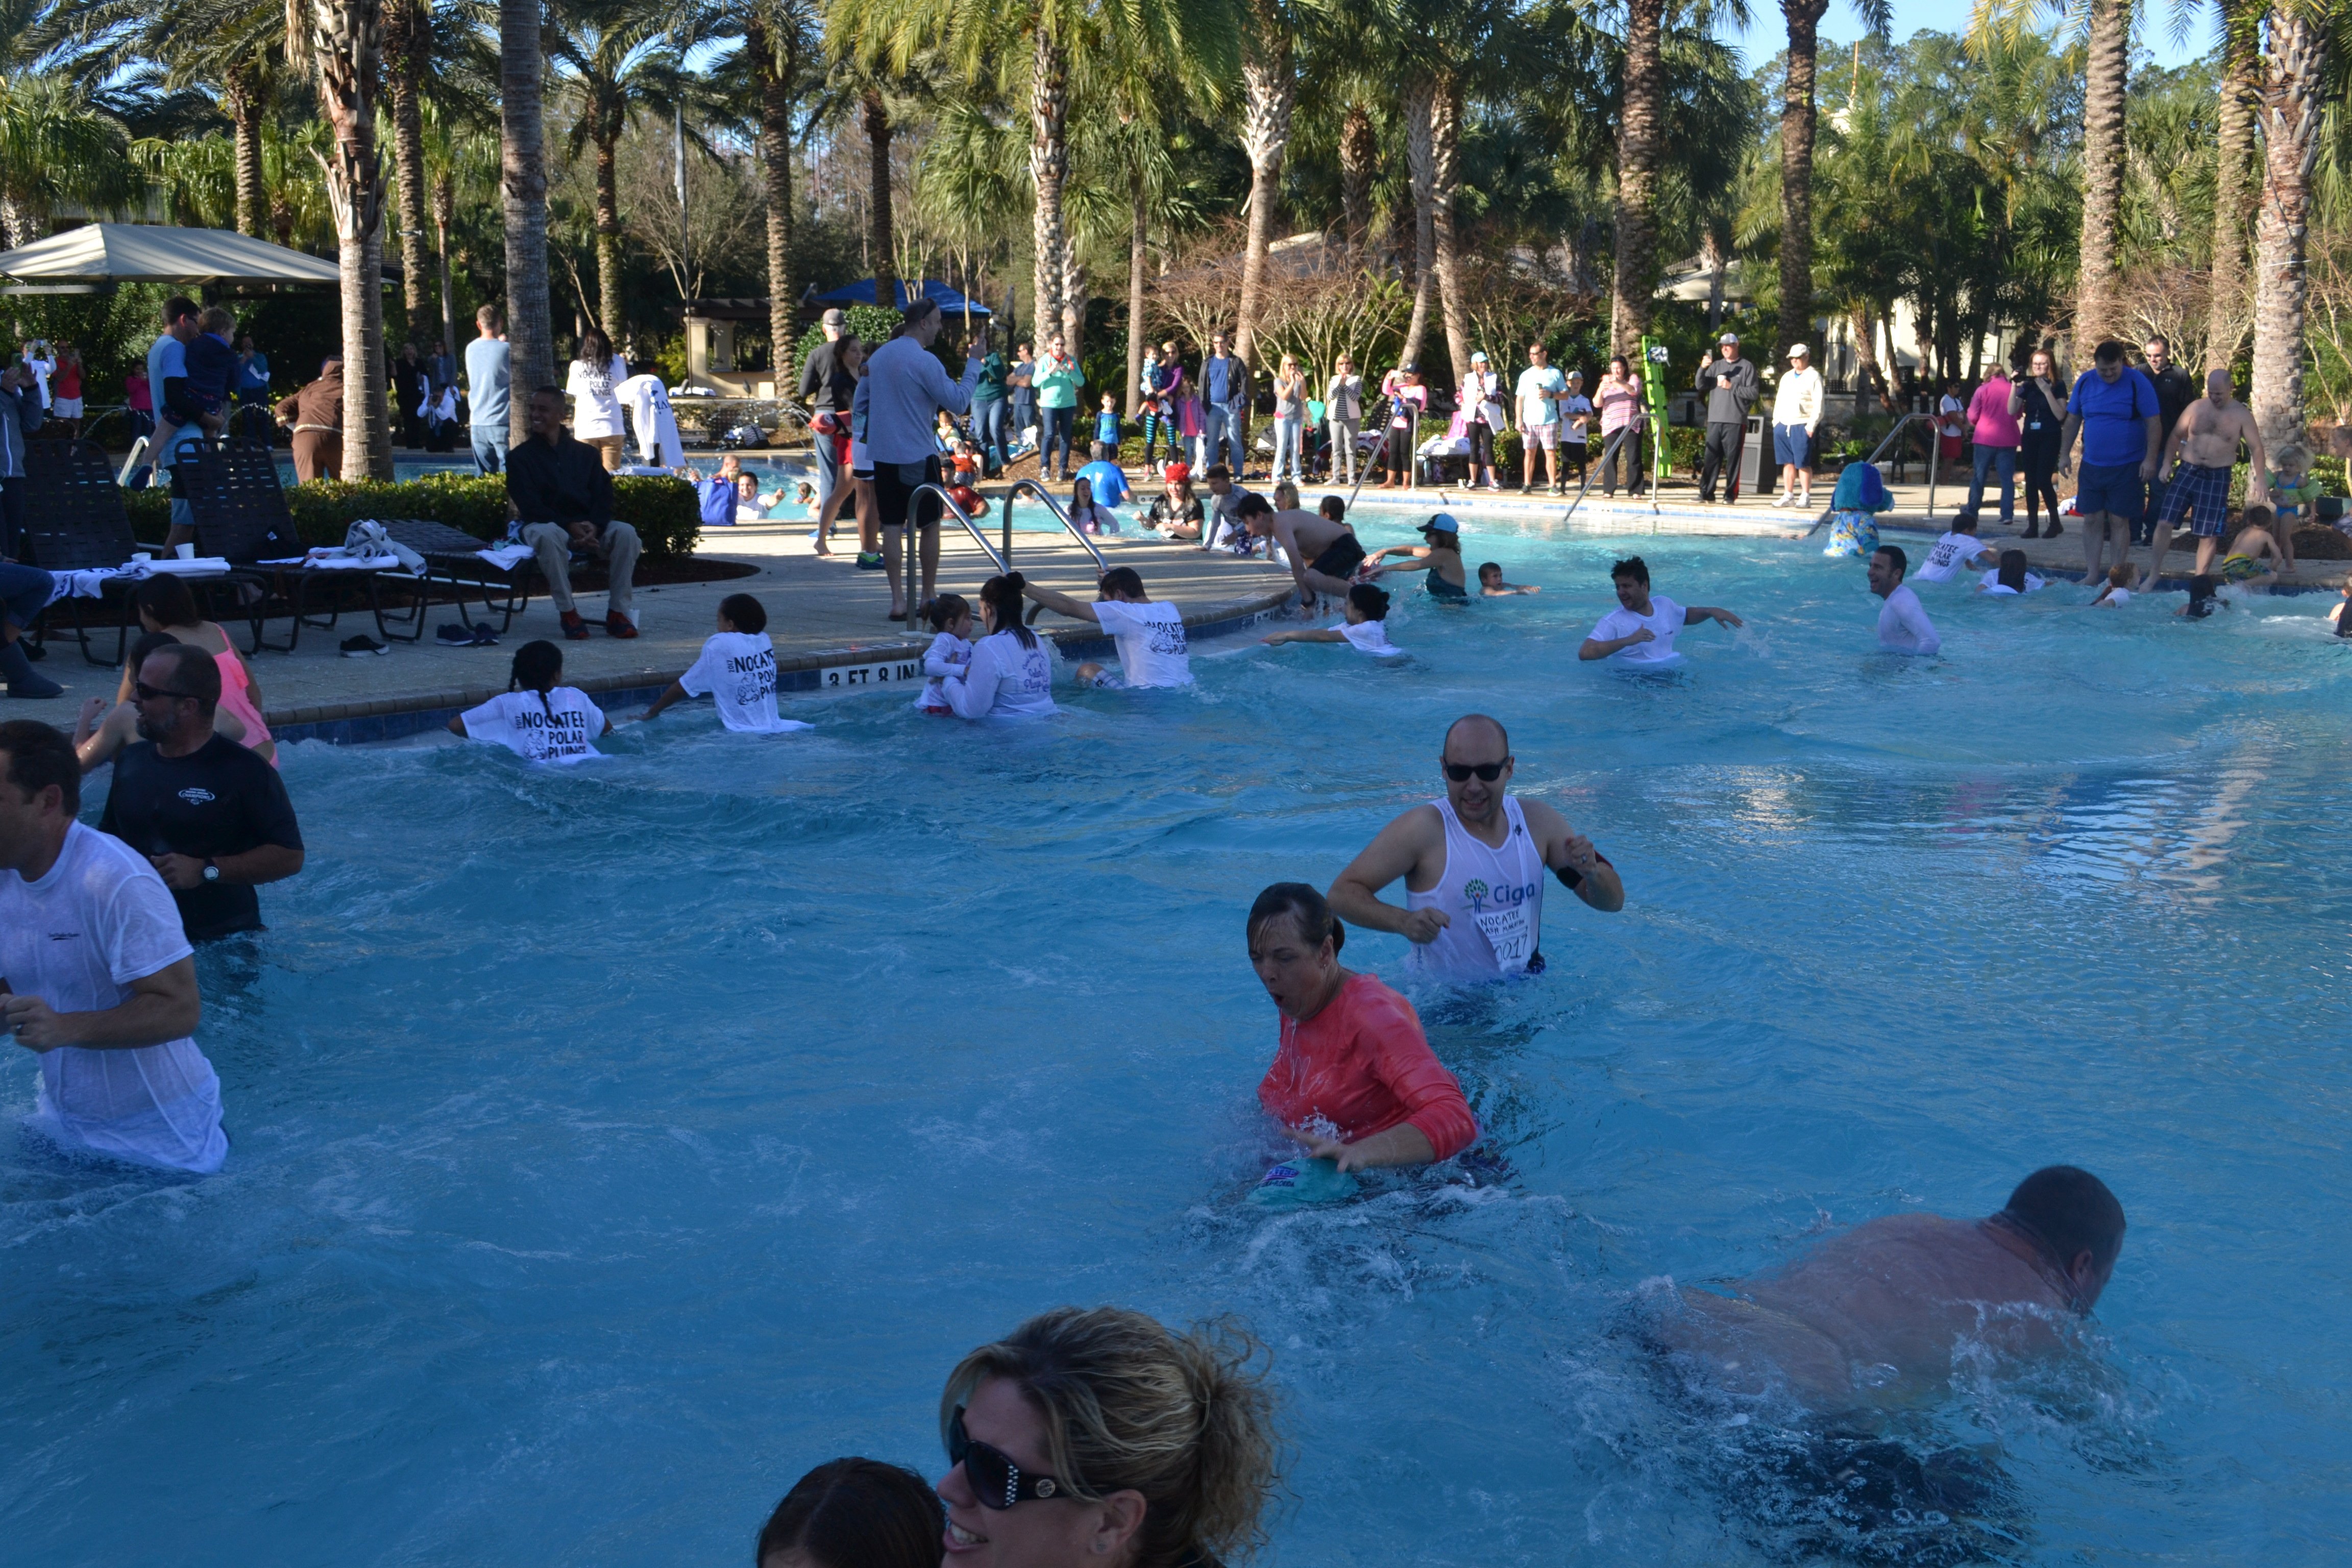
[1722,0,2214,74]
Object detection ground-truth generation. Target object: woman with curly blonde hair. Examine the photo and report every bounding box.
[936,1306,1282,1568]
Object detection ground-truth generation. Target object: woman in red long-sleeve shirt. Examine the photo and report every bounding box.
[1247,882,1479,1170]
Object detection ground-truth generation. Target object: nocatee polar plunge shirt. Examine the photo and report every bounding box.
[1258,972,1478,1160]
[679,630,813,733]
[0,822,225,1172]
[460,687,606,762]
[1091,599,1193,687]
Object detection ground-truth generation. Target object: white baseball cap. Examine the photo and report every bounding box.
[1787,343,1810,359]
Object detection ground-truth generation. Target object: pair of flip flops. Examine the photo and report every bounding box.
[434,622,501,647]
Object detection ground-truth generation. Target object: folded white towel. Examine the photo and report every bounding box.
[473,543,534,570]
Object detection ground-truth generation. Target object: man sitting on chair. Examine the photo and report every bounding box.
[506,386,641,641]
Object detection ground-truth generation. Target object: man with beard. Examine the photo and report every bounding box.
[97,642,303,942]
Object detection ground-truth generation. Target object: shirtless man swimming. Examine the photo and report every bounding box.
[1327,714,1624,984]
[1242,494,1366,607]
[2145,368,2269,589]
[1658,1165,2125,1412]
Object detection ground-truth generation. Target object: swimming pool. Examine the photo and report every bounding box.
[8,512,2350,1565]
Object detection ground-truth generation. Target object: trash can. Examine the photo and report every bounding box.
[1739,413,1768,497]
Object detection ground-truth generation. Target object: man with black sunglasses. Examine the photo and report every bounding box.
[1328,713,1623,982]
[99,643,303,942]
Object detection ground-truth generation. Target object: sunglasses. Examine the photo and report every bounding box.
[133,681,195,703]
[1443,760,1508,782]
[948,1406,1065,1509]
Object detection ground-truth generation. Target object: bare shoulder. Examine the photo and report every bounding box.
[1516,796,1573,842]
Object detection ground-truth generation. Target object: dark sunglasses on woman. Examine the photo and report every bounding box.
[948,1406,1066,1508]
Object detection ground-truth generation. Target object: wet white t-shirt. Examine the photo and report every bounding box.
[1092,599,1193,687]
[679,630,808,732]
[1338,619,1403,657]
[2097,587,2133,608]
[460,687,606,762]
[0,823,225,1172]
[1978,568,2045,595]
[1588,594,1685,663]
[917,629,973,710]
[944,630,1057,717]
[1916,531,1992,582]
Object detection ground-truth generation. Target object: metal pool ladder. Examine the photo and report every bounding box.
[897,480,1109,631]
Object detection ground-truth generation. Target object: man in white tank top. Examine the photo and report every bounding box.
[1328,714,1624,982]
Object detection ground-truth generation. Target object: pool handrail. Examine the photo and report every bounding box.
[904,482,1008,630]
[1803,409,1936,538]
[1342,406,1420,519]
[998,478,1109,575]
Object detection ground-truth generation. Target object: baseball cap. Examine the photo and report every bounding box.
[1718,331,1740,345]
[1420,513,1460,534]
[821,307,847,327]
[1788,343,1810,358]
[1471,351,1488,363]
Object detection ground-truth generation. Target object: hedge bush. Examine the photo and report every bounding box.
[125,473,702,556]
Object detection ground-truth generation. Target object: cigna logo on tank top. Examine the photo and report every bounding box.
[1461,875,1538,914]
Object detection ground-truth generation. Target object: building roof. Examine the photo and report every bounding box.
[0,224,346,291]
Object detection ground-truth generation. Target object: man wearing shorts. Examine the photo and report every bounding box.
[2146,367,2269,589]
[1514,343,1566,493]
[1241,494,1363,606]
[863,299,982,619]
[2058,340,2162,589]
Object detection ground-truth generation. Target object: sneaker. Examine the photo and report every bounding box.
[470,622,500,646]
[435,623,475,646]
[854,552,885,571]
[340,635,388,657]
[604,611,638,640]
[1773,492,1795,509]
[560,610,592,640]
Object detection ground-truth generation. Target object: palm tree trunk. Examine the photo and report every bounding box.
[382,0,432,338]
[1125,162,1148,418]
[1338,99,1375,262]
[2073,0,2129,362]
[1778,0,1827,368]
[1703,228,1726,331]
[2203,4,2259,374]
[1609,0,1664,355]
[500,0,554,447]
[0,195,24,253]
[432,174,457,364]
[750,11,800,389]
[1061,240,1085,356]
[1429,78,1469,387]
[1029,28,1069,346]
[311,0,393,479]
[863,88,897,308]
[1399,77,1435,369]
[1849,305,1883,412]
[225,61,267,239]
[1234,0,1294,373]
[595,134,625,338]
[2249,6,2325,458]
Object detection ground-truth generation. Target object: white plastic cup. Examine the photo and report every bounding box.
[174,543,196,560]
[130,552,152,566]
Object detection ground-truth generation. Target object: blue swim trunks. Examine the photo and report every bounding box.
[2074,461,2143,522]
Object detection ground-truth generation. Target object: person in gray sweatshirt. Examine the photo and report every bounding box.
[1693,331,1757,503]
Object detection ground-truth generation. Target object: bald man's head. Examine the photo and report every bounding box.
[1442,713,1509,760]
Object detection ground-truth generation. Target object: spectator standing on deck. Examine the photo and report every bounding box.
[1327,353,1365,485]
[467,305,512,475]
[97,643,305,943]
[0,357,45,559]
[1596,355,1646,497]
[865,299,982,620]
[1770,344,1824,509]
[797,308,859,508]
[1962,361,2020,527]
[1203,331,1247,476]
[2138,335,2198,547]
[1694,332,1757,504]
[564,328,628,472]
[2058,340,2162,590]
[2011,347,2067,539]
[970,325,1010,477]
[274,357,345,483]
[507,386,641,640]
[0,720,225,1174]
[48,343,83,440]
[1033,333,1084,483]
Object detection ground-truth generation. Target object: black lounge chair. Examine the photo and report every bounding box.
[172,438,413,653]
[373,517,540,633]
[15,437,232,666]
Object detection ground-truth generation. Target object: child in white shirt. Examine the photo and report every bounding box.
[916,594,975,713]
[1260,582,1404,657]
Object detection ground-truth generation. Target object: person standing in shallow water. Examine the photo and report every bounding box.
[1327,713,1624,983]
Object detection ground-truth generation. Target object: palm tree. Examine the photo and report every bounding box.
[548,0,685,341]
[382,0,437,340]
[1234,0,1295,371]
[1777,0,1889,368]
[78,0,290,239]
[2204,0,2260,372]
[308,0,394,478]
[0,70,138,248]
[1610,0,1664,354]
[500,0,554,444]
[2248,2,2335,455]
[738,0,821,388]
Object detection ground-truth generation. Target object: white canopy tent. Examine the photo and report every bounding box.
[0,224,344,292]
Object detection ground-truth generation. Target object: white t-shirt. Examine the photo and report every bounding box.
[0,823,225,1172]
[1092,599,1193,687]
[1558,393,1593,443]
[917,629,973,710]
[565,354,628,439]
[1978,569,2045,595]
[459,687,606,762]
[679,630,809,732]
[1877,584,1942,654]
[1587,593,1685,663]
[2097,587,2133,607]
[943,630,1057,717]
[1338,618,1403,657]
[616,373,683,468]
[1916,531,1993,582]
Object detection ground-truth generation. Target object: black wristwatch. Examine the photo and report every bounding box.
[201,860,220,885]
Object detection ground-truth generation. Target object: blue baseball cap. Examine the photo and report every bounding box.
[1420,513,1460,534]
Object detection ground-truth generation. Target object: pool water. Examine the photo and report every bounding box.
[8,515,2352,1565]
